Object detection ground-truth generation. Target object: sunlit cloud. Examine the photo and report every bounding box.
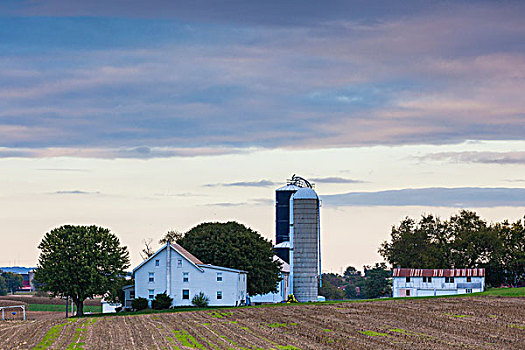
[420,152,525,165]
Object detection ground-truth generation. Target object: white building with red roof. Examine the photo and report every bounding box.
[393,268,485,297]
[126,242,247,309]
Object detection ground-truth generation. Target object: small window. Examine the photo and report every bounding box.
[183,272,189,283]
[149,272,155,283]
[217,291,222,300]
[177,259,183,268]
[466,288,472,293]
[445,277,455,283]
[406,289,411,296]
[148,289,155,300]
[217,272,223,282]
[182,289,189,300]
[155,259,160,267]
[423,277,432,283]
[406,277,410,283]
[466,277,472,282]
[423,277,426,283]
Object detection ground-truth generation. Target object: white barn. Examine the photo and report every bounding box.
[126,242,247,308]
[393,268,485,297]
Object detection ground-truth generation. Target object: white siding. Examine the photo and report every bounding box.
[393,276,485,297]
[133,245,247,307]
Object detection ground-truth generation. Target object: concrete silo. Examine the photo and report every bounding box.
[274,175,320,302]
[290,187,320,302]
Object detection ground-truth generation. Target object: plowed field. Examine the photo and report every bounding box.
[1,296,523,349]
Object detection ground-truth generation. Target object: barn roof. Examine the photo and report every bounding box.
[393,268,485,277]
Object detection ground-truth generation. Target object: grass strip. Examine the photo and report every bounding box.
[32,319,76,350]
[28,304,102,313]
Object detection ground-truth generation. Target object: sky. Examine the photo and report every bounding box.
[0,0,524,273]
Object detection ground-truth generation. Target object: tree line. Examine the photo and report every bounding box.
[0,271,23,296]
[319,210,524,300]
[379,210,525,287]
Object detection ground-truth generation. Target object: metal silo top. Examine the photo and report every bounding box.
[292,187,318,200]
[276,184,301,192]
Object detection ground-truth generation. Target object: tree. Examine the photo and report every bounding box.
[319,273,345,300]
[34,225,130,316]
[1,272,23,294]
[140,238,155,261]
[177,221,281,296]
[105,276,133,306]
[159,230,183,245]
[361,263,391,299]
[0,274,7,296]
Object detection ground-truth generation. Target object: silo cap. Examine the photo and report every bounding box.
[292,187,318,200]
[276,184,301,192]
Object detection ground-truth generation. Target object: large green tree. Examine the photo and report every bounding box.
[177,221,281,296]
[34,225,130,315]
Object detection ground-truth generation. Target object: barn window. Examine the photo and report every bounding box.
[183,272,189,282]
[217,272,223,282]
[406,290,411,296]
[177,259,183,267]
[148,289,154,300]
[466,277,472,282]
[217,291,222,300]
[155,259,160,267]
[405,277,410,283]
[182,289,189,299]
[423,277,432,283]
[149,272,154,283]
[445,277,455,283]
[466,288,472,293]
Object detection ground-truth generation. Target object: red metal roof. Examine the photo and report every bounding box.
[171,242,203,265]
[393,268,485,277]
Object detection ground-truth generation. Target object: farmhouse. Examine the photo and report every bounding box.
[393,268,485,297]
[125,242,247,308]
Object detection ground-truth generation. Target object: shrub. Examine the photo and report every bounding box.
[132,297,149,311]
[192,292,209,307]
[152,293,173,310]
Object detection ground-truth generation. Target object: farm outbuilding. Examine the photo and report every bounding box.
[126,242,247,309]
[393,268,485,297]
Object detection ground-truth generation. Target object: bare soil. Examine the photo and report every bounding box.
[0,296,524,349]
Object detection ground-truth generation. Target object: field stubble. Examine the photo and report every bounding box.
[0,296,523,349]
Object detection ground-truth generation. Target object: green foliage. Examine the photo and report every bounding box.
[191,292,209,307]
[105,277,133,305]
[177,221,281,296]
[34,225,130,316]
[361,263,392,299]
[1,271,23,294]
[319,273,345,300]
[379,211,525,287]
[0,274,7,296]
[152,292,173,310]
[159,230,183,245]
[132,297,149,311]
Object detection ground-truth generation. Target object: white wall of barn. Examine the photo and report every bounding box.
[393,276,485,297]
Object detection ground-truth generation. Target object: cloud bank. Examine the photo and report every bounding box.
[420,152,525,165]
[0,2,524,158]
[323,187,525,207]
